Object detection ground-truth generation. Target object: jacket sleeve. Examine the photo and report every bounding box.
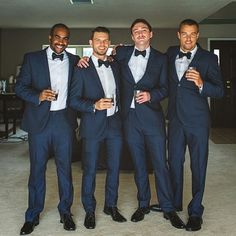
[69,67,95,113]
[200,53,224,99]
[149,54,168,103]
[14,53,41,106]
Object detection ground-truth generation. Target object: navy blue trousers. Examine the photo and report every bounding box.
[124,110,174,212]
[25,109,74,222]
[168,118,209,217]
[81,117,122,213]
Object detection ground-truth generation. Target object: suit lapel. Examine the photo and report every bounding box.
[188,45,203,68]
[67,53,74,85]
[110,62,120,97]
[137,47,155,84]
[110,63,118,84]
[123,46,136,84]
[170,47,180,82]
[88,58,105,96]
[40,49,51,86]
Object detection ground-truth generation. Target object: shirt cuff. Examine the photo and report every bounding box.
[199,84,203,93]
[93,103,96,113]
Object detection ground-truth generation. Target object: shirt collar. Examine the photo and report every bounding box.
[179,45,198,59]
[91,54,108,67]
[47,47,67,60]
[133,46,150,59]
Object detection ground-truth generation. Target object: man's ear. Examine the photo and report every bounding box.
[177,31,180,40]
[150,31,153,39]
[131,34,135,42]
[196,32,200,40]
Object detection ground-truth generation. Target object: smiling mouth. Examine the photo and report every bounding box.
[56,44,65,48]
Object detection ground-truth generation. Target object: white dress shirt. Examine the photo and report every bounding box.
[91,55,117,116]
[128,46,150,108]
[47,47,69,111]
[175,46,198,81]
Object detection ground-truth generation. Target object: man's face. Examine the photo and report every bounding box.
[89,32,110,58]
[177,24,199,52]
[49,27,69,54]
[131,22,153,49]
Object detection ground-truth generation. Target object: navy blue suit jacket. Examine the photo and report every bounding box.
[115,45,168,133]
[166,44,224,127]
[15,48,79,134]
[69,58,122,139]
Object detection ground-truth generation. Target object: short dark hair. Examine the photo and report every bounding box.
[178,19,199,32]
[90,26,110,40]
[130,18,152,34]
[50,23,70,38]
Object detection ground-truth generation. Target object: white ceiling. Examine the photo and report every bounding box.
[0,0,235,29]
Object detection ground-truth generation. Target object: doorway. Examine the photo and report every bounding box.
[209,40,236,128]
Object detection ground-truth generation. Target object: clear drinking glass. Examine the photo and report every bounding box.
[105,93,115,105]
[134,90,142,100]
[51,86,59,101]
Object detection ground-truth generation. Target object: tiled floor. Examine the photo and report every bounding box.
[0,128,236,235]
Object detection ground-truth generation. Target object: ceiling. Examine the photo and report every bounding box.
[0,0,235,29]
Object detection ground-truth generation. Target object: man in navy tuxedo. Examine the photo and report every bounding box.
[15,23,79,235]
[166,19,224,231]
[69,26,126,229]
[114,19,184,229]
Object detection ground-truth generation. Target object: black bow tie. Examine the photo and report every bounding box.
[134,49,146,57]
[178,51,192,59]
[52,52,64,61]
[98,59,110,68]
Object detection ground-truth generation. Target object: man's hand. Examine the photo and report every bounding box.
[78,56,89,68]
[39,89,56,102]
[111,43,123,56]
[135,91,151,104]
[94,98,113,110]
[185,69,203,89]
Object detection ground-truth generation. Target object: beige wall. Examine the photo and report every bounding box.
[1,23,236,79]
[1,24,235,113]
[0,27,208,79]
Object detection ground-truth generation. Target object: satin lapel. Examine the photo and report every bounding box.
[88,58,105,96]
[138,47,155,82]
[188,46,202,68]
[41,49,51,86]
[170,47,179,82]
[124,46,136,83]
[67,53,74,85]
[110,63,120,94]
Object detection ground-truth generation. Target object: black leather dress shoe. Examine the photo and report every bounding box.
[20,216,39,235]
[186,216,202,231]
[131,207,150,222]
[84,212,95,229]
[164,211,185,229]
[104,206,127,222]
[60,214,76,231]
[150,204,162,212]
